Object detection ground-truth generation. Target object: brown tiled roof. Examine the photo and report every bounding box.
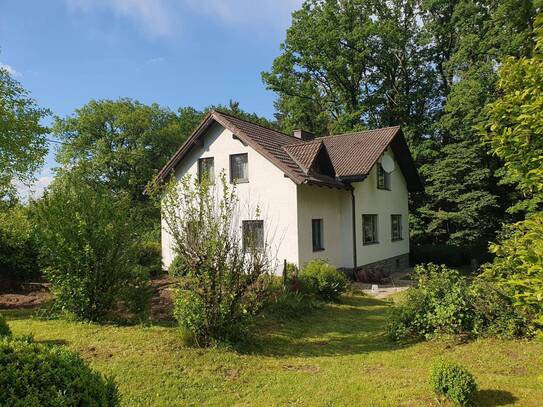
[321,127,400,178]
[283,141,323,174]
[156,110,422,191]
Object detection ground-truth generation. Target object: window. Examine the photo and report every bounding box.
[362,214,378,245]
[312,219,324,251]
[197,157,214,184]
[377,163,391,190]
[242,220,263,250]
[230,153,248,183]
[391,214,403,241]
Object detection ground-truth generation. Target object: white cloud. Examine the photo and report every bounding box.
[66,0,174,37]
[183,0,302,28]
[14,168,54,201]
[0,62,20,77]
[65,0,302,37]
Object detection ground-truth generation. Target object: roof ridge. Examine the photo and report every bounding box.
[283,139,322,149]
[211,109,298,140]
[320,125,401,140]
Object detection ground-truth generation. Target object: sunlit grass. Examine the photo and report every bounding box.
[4,294,543,406]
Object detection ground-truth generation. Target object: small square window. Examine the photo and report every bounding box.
[197,157,214,184]
[230,153,248,183]
[362,214,378,245]
[242,220,263,250]
[312,219,324,251]
[391,214,403,241]
[377,163,391,190]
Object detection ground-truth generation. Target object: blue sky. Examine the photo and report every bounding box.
[1,0,302,196]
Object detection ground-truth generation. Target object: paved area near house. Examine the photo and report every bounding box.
[354,269,415,299]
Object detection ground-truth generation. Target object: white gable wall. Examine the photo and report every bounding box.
[353,148,410,267]
[161,122,299,274]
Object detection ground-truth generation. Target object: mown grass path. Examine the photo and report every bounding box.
[5,295,543,406]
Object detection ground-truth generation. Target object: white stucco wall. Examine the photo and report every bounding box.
[353,149,410,266]
[161,122,299,275]
[296,185,351,268]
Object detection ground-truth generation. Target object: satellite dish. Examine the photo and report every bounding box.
[381,154,396,173]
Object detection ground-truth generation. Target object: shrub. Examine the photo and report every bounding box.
[0,315,10,337]
[0,205,41,283]
[168,255,190,277]
[299,260,348,301]
[484,213,543,328]
[161,173,271,346]
[386,263,531,342]
[263,277,315,319]
[469,278,534,338]
[35,176,148,321]
[137,240,163,277]
[0,337,119,406]
[430,360,477,406]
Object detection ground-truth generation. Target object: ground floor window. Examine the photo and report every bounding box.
[312,219,324,251]
[391,214,403,241]
[242,220,263,250]
[362,214,378,245]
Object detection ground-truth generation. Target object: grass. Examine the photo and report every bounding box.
[4,294,543,406]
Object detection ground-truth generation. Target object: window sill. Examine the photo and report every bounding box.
[231,179,249,184]
[363,241,380,246]
[391,238,403,242]
[312,248,325,252]
[377,187,391,191]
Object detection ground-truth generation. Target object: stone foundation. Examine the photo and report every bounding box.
[355,253,409,278]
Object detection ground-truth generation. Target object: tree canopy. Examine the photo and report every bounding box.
[0,64,49,201]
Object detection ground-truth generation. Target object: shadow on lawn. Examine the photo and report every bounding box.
[245,294,404,357]
[474,390,518,406]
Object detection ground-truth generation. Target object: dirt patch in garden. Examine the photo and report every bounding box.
[0,275,176,321]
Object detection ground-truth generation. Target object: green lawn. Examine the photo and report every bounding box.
[4,295,543,406]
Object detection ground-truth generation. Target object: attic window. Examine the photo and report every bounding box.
[377,163,391,190]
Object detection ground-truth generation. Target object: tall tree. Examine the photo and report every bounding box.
[262,0,439,141]
[415,0,538,250]
[53,99,187,214]
[481,14,543,326]
[0,64,49,201]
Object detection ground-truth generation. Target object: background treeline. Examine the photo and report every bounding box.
[1,0,542,285]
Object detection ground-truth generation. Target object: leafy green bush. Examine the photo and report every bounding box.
[162,174,271,346]
[299,259,348,302]
[137,240,163,277]
[263,277,315,319]
[386,264,530,341]
[0,337,119,406]
[35,176,149,322]
[484,213,543,328]
[168,255,190,277]
[0,205,41,282]
[430,360,477,406]
[0,315,11,337]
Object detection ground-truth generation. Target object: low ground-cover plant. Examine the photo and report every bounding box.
[35,176,150,322]
[387,264,532,342]
[0,337,119,406]
[160,173,272,346]
[299,259,348,302]
[430,360,477,406]
[0,315,11,337]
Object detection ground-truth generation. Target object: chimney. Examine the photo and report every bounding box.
[293,129,315,141]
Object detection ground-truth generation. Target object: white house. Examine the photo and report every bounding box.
[157,110,423,276]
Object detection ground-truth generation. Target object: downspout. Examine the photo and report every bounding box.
[350,186,357,277]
